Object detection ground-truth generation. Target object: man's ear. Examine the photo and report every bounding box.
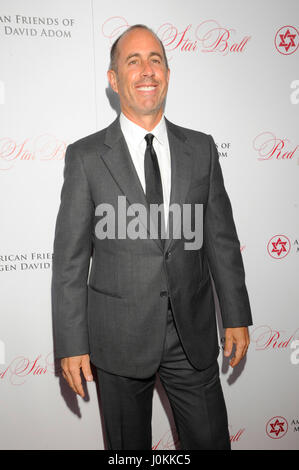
[107,69,118,94]
[167,68,170,84]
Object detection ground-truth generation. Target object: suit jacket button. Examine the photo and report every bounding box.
[165,251,171,259]
[160,291,168,297]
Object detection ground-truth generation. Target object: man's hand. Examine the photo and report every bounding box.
[224,327,250,367]
[61,354,93,397]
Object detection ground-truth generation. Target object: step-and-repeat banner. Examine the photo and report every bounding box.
[1,0,298,450]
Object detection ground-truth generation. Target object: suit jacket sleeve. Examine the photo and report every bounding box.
[51,143,94,359]
[204,134,253,328]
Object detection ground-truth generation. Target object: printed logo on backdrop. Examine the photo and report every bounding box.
[0,352,55,385]
[151,425,245,449]
[253,132,298,163]
[0,252,53,272]
[266,416,288,439]
[223,324,299,367]
[250,325,299,351]
[0,14,75,39]
[250,325,299,366]
[229,426,245,444]
[266,417,299,437]
[0,135,66,171]
[102,17,251,57]
[215,142,232,158]
[267,235,299,259]
[267,235,291,259]
[275,26,299,55]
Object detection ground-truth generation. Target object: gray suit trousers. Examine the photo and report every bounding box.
[96,303,231,450]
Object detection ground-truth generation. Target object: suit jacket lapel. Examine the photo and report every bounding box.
[98,116,193,253]
[164,118,193,253]
[100,117,163,251]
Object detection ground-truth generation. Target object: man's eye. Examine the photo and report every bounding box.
[128,60,138,65]
[152,59,161,64]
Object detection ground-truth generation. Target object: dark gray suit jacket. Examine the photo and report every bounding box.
[51,116,252,378]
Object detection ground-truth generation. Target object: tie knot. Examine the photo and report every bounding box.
[145,133,154,147]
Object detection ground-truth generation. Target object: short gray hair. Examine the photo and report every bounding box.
[109,24,169,72]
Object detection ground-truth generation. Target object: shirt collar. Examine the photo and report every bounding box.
[120,112,167,148]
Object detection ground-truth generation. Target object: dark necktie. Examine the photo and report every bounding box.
[144,133,165,246]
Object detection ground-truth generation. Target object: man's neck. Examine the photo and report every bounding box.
[121,110,164,132]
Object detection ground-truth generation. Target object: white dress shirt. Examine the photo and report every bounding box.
[119,112,171,230]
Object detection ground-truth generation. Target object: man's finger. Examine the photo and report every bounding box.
[81,357,93,382]
[242,342,249,357]
[230,342,245,367]
[69,368,85,397]
[224,336,233,357]
[64,370,78,394]
[241,335,250,359]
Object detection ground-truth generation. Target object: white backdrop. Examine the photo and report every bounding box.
[1,0,298,450]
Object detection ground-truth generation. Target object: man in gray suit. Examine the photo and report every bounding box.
[51,24,252,450]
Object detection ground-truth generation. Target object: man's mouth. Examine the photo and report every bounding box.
[135,84,158,92]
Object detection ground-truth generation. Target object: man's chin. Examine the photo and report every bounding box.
[136,103,164,116]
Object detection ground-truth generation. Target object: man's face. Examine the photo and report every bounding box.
[108,28,170,121]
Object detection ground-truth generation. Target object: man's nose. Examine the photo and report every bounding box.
[141,60,154,77]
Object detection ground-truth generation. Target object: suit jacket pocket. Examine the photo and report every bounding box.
[87,284,129,351]
[88,283,123,299]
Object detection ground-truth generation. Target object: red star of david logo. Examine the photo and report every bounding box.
[270,418,285,437]
[279,29,296,52]
[267,234,290,259]
[266,416,288,439]
[271,237,287,256]
[275,26,299,55]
